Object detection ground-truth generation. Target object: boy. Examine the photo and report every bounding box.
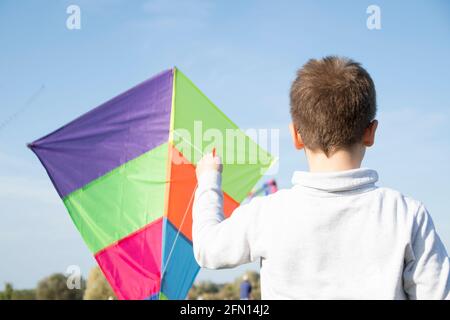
[192,56,450,299]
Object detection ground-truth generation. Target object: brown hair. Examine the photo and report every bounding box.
[290,56,377,156]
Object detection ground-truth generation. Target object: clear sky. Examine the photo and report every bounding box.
[1,0,449,289]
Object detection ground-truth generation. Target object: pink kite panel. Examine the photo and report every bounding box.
[95,218,163,300]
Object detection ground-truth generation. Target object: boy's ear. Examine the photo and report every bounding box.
[289,123,305,150]
[363,120,378,147]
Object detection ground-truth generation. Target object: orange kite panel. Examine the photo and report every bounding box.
[167,146,240,240]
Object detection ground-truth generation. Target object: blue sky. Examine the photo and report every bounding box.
[1,0,449,289]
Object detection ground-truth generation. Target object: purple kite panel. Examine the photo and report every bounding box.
[29,69,173,198]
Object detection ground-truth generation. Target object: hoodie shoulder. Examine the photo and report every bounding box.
[376,186,425,218]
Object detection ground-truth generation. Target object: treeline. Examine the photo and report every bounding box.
[188,271,261,300]
[0,269,260,300]
[0,283,36,300]
[0,266,115,300]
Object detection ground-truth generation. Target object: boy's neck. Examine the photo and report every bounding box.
[305,146,364,172]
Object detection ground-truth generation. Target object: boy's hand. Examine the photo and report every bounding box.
[196,152,223,180]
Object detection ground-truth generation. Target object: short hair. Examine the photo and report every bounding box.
[290,56,377,156]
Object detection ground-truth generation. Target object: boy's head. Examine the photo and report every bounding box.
[289,56,377,157]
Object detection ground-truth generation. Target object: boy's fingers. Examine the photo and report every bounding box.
[196,151,222,175]
[201,151,218,162]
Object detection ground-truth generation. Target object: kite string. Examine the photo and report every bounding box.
[161,182,197,278]
[161,130,205,278]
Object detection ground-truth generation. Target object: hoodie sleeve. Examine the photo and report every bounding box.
[192,170,266,269]
[403,204,450,299]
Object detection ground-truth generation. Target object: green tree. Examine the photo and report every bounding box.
[188,281,223,300]
[36,273,85,300]
[83,267,116,300]
[0,283,14,300]
[0,283,36,300]
[217,282,239,300]
[188,271,261,300]
[11,289,36,300]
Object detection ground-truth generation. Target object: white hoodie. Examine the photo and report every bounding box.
[192,168,450,299]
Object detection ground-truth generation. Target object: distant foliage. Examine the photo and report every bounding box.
[84,266,116,300]
[11,289,36,300]
[188,271,261,300]
[0,283,36,300]
[36,273,85,300]
[2,269,260,300]
[187,281,222,300]
[0,283,14,300]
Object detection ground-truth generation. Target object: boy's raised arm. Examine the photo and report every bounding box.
[403,205,450,299]
[192,154,266,269]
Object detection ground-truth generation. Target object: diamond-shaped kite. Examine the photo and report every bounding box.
[28,68,273,300]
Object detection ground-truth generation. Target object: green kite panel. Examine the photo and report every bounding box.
[63,143,169,253]
[173,69,273,202]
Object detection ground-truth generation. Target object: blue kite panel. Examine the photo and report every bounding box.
[161,218,200,300]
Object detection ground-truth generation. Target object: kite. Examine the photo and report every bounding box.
[28,68,274,300]
[246,179,278,201]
